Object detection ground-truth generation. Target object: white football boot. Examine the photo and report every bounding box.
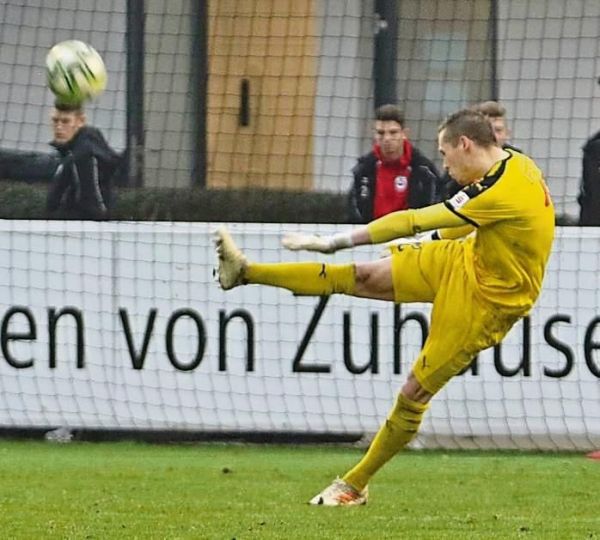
[214,226,248,290]
[309,478,368,506]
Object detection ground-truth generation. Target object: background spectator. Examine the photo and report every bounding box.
[46,101,122,220]
[578,129,600,225]
[471,100,520,152]
[347,104,441,223]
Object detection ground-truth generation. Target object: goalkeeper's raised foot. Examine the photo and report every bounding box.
[309,478,368,506]
[214,226,248,290]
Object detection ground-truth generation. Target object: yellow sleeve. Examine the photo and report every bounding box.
[366,202,469,244]
[438,224,475,239]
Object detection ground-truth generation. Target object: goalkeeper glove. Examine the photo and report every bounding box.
[282,232,353,254]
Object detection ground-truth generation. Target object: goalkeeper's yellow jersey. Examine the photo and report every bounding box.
[367,149,555,313]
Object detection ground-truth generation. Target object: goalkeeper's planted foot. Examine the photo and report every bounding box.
[214,226,248,290]
[309,478,368,506]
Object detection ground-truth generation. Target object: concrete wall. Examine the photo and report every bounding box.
[313,0,374,192]
[144,0,196,188]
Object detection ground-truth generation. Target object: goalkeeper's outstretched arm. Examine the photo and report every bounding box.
[283,202,471,253]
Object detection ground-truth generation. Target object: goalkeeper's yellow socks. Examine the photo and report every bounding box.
[342,393,429,492]
[245,262,356,296]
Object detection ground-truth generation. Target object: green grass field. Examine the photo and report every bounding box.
[0,440,598,539]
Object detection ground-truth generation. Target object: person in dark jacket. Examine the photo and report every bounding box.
[348,104,441,223]
[578,130,600,226]
[46,101,121,220]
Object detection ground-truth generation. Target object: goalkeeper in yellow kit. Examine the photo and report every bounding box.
[214,108,555,506]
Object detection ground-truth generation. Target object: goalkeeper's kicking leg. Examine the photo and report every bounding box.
[215,225,399,301]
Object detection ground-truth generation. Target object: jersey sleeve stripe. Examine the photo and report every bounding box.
[443,200,480,227]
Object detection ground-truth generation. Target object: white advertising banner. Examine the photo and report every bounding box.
[0,221,598,450]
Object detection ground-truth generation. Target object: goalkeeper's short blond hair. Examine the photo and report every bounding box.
[438,109,497,147]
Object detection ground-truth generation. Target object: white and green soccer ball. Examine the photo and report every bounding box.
[46,40,107,104]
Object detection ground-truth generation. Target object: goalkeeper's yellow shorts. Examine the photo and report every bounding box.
[390,240,520,395]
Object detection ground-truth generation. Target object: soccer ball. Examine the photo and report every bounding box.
[46,40,107,104]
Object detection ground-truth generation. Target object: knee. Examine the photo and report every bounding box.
[355,263,383,291]
[354,264,371,286]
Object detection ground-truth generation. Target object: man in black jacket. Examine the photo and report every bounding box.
[348,104,440,223]
[578,130,600,225]
[46,101,121,220]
